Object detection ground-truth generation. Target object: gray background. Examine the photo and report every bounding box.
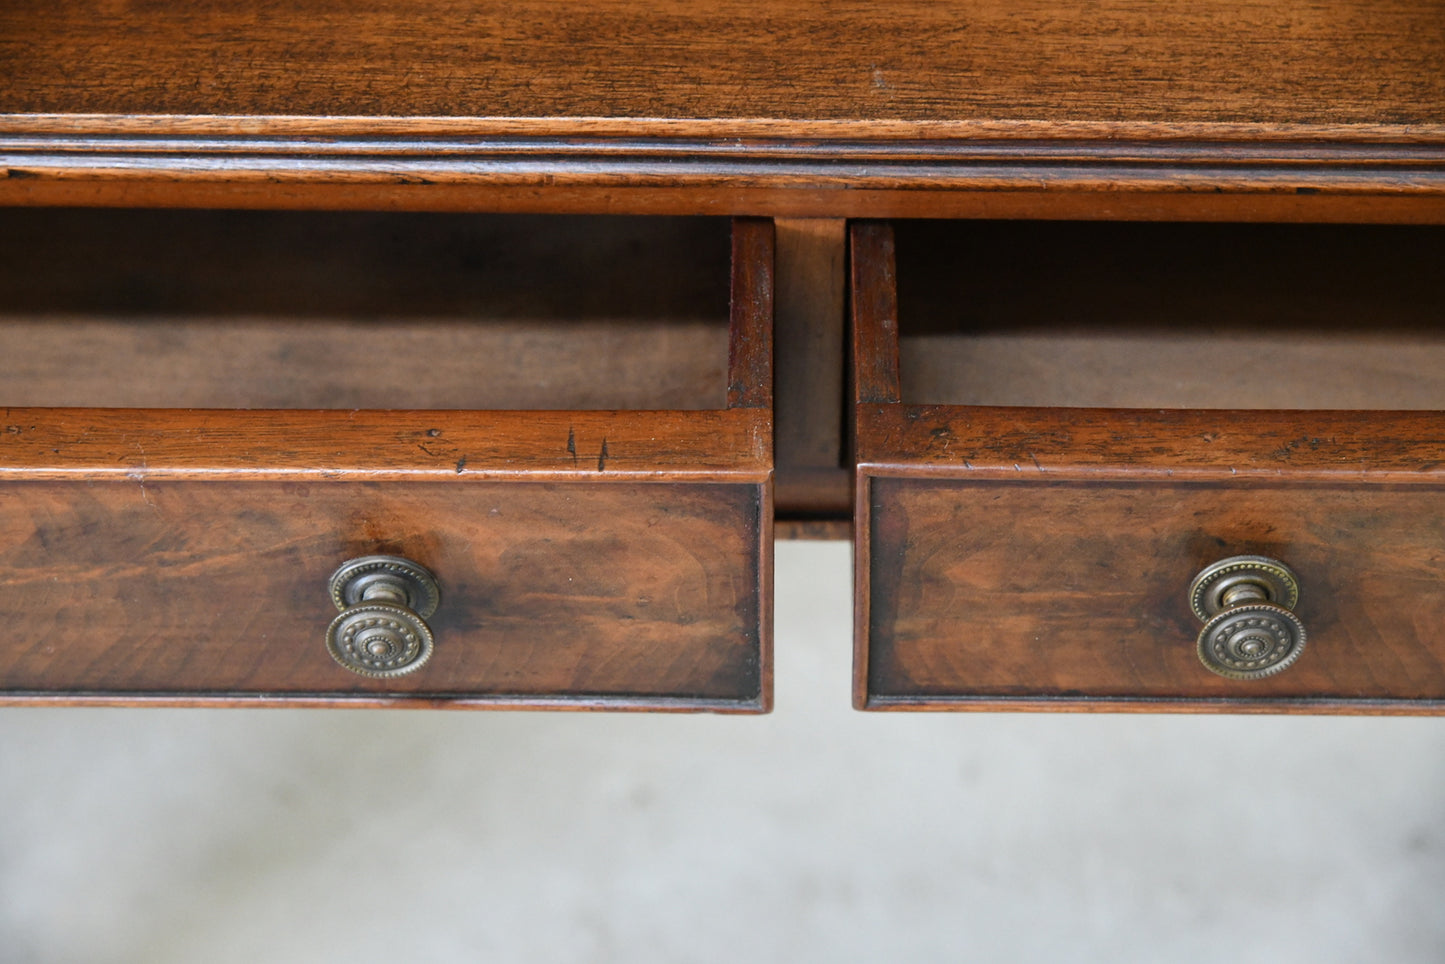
[3,541,1443,962]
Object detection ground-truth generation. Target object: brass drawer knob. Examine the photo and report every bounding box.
[1189,555,1306,680]
[326,555,440,678]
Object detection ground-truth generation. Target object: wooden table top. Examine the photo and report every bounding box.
[3,0,1444,216]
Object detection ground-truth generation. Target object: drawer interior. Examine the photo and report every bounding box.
[893,220,1445,409]
[0,210,732,410]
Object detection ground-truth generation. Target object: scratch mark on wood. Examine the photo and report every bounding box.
[597,439,609,472]
[131,441,159,513]
[135,478,158,511]
[567,426,577,467]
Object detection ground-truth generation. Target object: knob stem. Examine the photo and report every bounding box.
[361,580,409,607]
[1220,583,1268,608]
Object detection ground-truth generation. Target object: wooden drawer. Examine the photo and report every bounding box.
[0,213,773,711]
[851,219,1445,713]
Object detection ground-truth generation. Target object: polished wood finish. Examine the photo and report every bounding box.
[858,405,1445,485]
[0,481,763,709]
[3,2,1444,217]
[8,1,1442,126]
[774,219,850,518]
[0,209,731,410]
[866,479,1445,709]
[7,181,1445,224]
[894,221,1445,410]
[0,319,727,411]
[850,222,902,406]
[0,409,768,482]
[0,218,774,710]
[8,1,1445,713]
[727,219,775,410]
[852,220,1445,712]
[0,210,730,320]
[905,334,1445,410]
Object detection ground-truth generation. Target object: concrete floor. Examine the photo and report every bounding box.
[3,541,1444,962]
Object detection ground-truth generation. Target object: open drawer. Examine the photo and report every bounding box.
[851,219,1445,713]
[0,212,773,711]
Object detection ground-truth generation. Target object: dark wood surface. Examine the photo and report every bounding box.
[0,318,728,411]
[6,0,1442,127]
[850,222,902,406]
[893,220,1445,409]
[0,479,765,709]
[727,219,775,411]
[0,408,770,482]
[864,478,1445,710]
[0,209,732,410]
[7,3,1445,711]
[853,217,1445,712]
[0,209,731,320]
[856,405,1445,713]
[858,405,1445,484]
[903,334,1445,411]
[774,219,850,518]
[3,2,1444,216]
[0,217,775,709]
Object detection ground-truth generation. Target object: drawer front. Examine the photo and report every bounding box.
[0,217,776,711]
[850,219,1445,713]
[864,476,1445,709]
[1,478,766,709]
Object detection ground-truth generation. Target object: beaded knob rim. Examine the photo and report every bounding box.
[1196,602,1307,681]
[328,555,440,619]
[325,602,436,678]
[1189,554,1299,623]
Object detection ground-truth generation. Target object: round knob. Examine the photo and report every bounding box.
[1189,555,1305,680]
[326,555,439,678]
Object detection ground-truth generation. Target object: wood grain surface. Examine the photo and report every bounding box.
[0,209,731,319]
[727,218,775,410]
[850,222,902,406]
[851,433,1445,710]
[863,478,1445,710]
[0,479,765,709]
[774,219,849,517]
[893,220,1445,409]
[0,408,770,482]
[852,217,1445,485]
[852,215,1445,712]
[903,333,1445,411]
[0,208,732,409]
[0,216,774,708]
[0,318,728,411]
[859,406,1445,486]
[0,212,770,479]
[4,1,1441,128]
[3,2,1444,214]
